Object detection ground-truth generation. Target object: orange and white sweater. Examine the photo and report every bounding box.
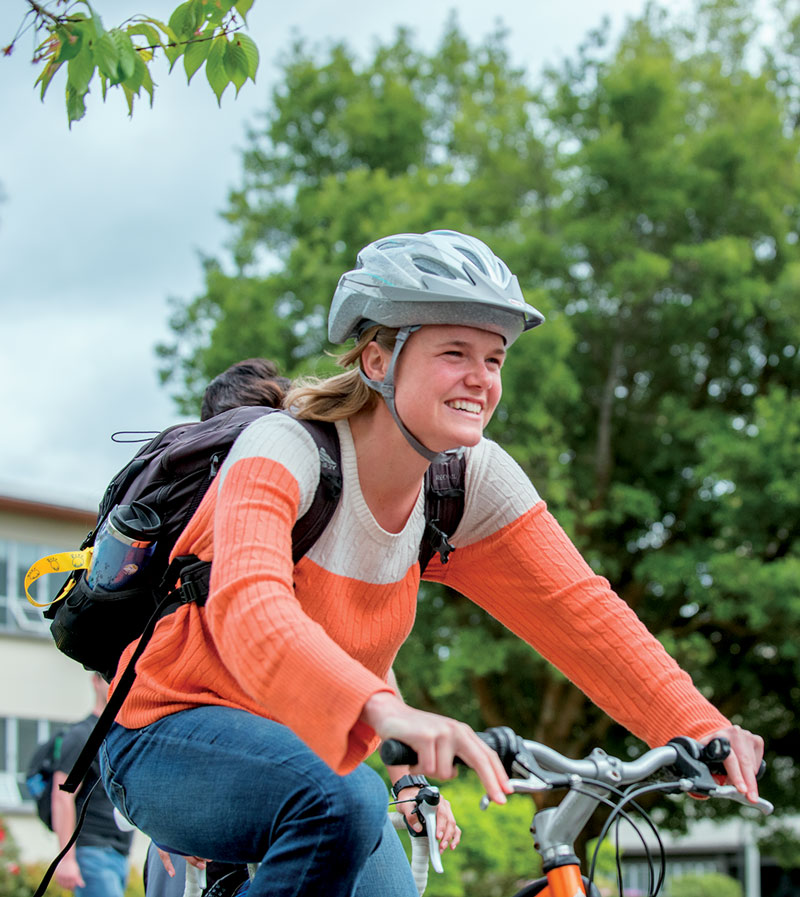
[113,413,728,774]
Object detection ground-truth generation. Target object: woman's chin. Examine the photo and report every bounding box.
[428,426,484,453]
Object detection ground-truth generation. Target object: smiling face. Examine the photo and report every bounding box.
[390,324,506,453]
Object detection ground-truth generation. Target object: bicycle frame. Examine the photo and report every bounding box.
[515,866,597,897]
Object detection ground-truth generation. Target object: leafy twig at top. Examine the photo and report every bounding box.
[4,0,260,125]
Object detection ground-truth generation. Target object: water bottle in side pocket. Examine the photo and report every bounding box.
[86,501,161,592]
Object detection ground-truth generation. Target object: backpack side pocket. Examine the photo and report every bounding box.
[48,574,158,681]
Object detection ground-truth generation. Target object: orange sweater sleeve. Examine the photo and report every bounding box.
[201,454,391,773]
[425,502,729,748]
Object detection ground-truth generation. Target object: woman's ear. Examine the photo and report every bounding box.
[360,340,389,382]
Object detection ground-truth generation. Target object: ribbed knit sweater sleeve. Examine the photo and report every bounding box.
[201,416,393,770]
[424,439,729,748]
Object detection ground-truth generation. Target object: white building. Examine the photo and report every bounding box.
[0,492,147,869]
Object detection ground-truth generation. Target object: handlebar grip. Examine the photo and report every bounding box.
[380,739,419,767]
[707,758,767,779]
[702,737,730,764]
[701,737,766,780]
[380,727,522,772]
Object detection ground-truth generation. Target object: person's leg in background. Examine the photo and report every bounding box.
[74,846,127,897]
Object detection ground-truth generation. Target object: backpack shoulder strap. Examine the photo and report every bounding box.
[419,451,466,574]
[290,417,342,562]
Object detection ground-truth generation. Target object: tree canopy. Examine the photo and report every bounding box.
[157,0,800,880]
[3,0,259,124]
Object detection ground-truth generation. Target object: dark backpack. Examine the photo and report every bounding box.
[25,731,65,831]
[45,406,343,683]
[44,406,465,795]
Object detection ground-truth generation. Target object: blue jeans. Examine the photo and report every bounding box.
[74,845,128,897]
[101,707,417,897]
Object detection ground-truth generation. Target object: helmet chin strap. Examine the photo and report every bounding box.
[358,326,451,464]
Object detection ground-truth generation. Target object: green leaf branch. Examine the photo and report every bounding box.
[4,0,260,125]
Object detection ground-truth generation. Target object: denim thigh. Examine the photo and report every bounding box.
[100,707,397,896]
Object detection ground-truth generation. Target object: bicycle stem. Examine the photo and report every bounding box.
[531,784,609,869]
[510,746,627,871]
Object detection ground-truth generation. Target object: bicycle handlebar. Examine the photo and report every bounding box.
[380,726,772,814]
[381,727,771,895]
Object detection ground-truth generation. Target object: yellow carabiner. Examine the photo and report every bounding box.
[24,548,94,607]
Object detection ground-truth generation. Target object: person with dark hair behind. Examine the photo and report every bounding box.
[200,359,292,421]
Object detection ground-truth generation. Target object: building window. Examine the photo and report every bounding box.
[0,539,67,637]
[0,716,63,811]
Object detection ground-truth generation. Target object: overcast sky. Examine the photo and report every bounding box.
[1,0,660,511]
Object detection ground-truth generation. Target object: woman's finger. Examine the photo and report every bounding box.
[701,725,763,803]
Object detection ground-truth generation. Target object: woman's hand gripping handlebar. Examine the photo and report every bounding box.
[382,725,771,894]
[362,693,513,805]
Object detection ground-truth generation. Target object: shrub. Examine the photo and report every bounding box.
[669,871,743,897]
[0,818,29,897]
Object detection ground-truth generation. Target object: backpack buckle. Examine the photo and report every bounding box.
[426,522,456,565]
[177,559,212,606]
[160,556,212,606]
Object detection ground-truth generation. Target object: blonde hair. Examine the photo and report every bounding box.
[284,326,399,421]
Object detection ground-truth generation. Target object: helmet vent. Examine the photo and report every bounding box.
[412,256,457,279]
[455,246,488,276]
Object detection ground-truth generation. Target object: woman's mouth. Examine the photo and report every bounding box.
[445,399,482,416]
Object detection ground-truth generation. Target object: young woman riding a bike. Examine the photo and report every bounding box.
[100,230,763,897]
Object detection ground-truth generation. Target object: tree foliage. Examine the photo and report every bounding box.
[158,0,800,856]
[3,0,259,125]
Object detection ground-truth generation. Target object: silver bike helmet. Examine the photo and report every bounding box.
[329,230,544,346]
[328,230,545,462]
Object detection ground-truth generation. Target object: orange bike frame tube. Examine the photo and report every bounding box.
[543,864,587,897]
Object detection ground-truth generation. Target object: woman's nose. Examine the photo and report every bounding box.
[463,363,492,389]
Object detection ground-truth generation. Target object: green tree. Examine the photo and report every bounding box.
[159,0,800,860]
[157,19,562,412]
[537,0,800,821]
[3,0,259,124]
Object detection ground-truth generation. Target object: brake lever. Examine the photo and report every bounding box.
[479,773,556,810]
[481,727,570,789]
[704,784,774,816]
[399,786,444,874]
[415,794,444,874]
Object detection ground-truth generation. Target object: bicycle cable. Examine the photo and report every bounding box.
[590,779,686,896]
[574,778,669,897]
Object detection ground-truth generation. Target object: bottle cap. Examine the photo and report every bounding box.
[108,501,161,541]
